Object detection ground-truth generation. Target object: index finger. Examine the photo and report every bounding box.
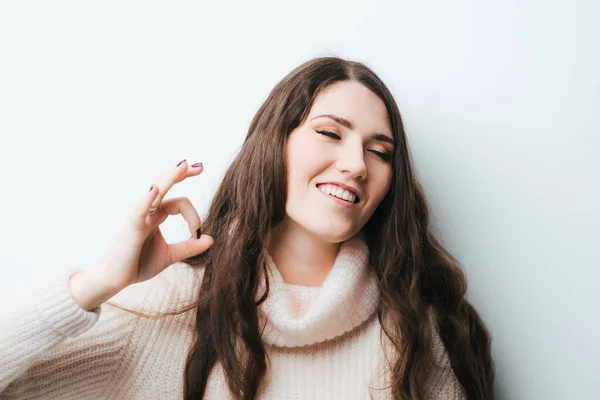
[150,160,204,208]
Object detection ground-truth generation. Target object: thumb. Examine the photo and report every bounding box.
[168,234,214,263]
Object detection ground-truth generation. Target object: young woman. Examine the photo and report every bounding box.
[0,57,495,399]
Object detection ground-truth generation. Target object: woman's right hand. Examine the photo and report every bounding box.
[68,160,214,311]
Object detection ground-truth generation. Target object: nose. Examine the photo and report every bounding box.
[336,140,367,180]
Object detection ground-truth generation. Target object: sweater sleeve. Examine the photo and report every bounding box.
[0,263,201,400]
[424,310,467,400]
[0,269,101,394]
[425,338,467,400]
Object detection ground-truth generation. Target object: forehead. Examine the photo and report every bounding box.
[306,81,392,136]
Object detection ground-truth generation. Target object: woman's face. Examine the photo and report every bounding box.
[283,80,394,243]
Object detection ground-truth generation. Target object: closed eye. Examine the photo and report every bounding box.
[315,130,391,162]
[316,129,340,139]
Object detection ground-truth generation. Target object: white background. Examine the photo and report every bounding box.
[1,1,598,399]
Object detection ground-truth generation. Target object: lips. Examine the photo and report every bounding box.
[316,183,360,203]
[316,182,361,201]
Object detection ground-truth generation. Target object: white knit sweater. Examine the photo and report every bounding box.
[0,233,466,399]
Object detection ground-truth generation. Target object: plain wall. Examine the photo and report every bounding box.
[1,1,598,399]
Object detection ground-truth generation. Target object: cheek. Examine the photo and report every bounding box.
[370,172,392,204]
[285,137,324,182]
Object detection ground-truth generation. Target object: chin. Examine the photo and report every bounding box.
[312,228,357,244]
[287,214,358,243]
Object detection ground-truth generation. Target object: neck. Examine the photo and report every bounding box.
[258,229,378,347]
[267,219,341,286]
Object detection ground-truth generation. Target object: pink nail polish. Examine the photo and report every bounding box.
[149,185,154,192]
[191,162,203,168]
[177,159,186,167]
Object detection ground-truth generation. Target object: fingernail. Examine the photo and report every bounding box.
[149,185,154,192]
[177,159,186,167]
[196,228,202,239]
[191,162,203,168]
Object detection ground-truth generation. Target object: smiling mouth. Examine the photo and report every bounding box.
[315,184,360,204]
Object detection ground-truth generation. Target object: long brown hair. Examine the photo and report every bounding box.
[116,56,495,399]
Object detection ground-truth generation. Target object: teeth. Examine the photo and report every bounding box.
[317,184,356,203]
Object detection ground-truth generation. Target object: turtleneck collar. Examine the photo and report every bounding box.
[256,231,380,347]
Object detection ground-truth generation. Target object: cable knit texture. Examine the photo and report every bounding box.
[0,233,466,399]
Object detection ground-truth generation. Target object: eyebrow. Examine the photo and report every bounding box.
[309,114,395,146]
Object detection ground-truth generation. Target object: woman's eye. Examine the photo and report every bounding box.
[370,150,391,161]
[316,130,391,162]
[315,129,340,139]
